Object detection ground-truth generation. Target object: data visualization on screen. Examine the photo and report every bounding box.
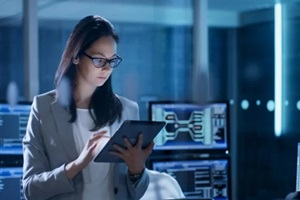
[152,159,229,200]
[0,103,31,155]
[0,167,24,199]
[149,102,228,150]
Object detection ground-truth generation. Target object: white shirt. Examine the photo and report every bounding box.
[72,108,114,200]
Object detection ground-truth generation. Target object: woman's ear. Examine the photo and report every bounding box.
[73,56,79,65]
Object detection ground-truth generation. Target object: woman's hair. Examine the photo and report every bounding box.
[54,15,123,130]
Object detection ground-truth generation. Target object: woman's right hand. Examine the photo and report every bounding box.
[65,131,108,180]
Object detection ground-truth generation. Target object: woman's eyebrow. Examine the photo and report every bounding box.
[93,52,117,58]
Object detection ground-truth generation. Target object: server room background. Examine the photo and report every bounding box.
[1,0,300,199]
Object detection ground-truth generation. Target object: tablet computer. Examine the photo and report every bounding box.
[94,120,166,163]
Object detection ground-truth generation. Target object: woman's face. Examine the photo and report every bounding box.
[75,35,117,89]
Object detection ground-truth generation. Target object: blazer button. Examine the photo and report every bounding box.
[114,187,118,194]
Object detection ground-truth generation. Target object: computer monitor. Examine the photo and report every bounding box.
[148,101,229,150]
[151,158,230,200]
[0,103,31,155]
[0,166,24,199]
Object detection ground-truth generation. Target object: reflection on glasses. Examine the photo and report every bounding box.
[83,52,122,68]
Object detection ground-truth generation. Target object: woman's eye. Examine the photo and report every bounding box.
[95,59,105,64]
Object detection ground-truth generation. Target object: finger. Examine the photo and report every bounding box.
[88,133,106,148]
[87,142,97,153]
[93,131,107,137]
[89,143,100,156]
[95,130,107,135]
[113,143,126,153]
[109,151,130,163]
[123,137,133,150]
[90,131,110,142]
[109,150,123,159]
[91,133,104,140]
[144,141,154,155]
[135,133,143,148]
[88,135,102,145]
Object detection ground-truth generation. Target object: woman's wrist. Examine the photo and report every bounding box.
[65,161,82,180]
[128,166,144,176]
[128,168,145,183]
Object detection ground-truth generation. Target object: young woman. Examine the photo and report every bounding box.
[22,15,153,200]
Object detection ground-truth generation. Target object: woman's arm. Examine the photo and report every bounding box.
[23,96,108,200]
[115,98,151,199]
[22,97,75,200]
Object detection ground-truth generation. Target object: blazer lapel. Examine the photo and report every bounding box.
[51,100,78,160]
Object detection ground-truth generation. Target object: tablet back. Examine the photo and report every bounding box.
[94,120,166,163]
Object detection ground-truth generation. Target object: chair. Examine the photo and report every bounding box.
[285,191,300,200]
[140,169,185,200]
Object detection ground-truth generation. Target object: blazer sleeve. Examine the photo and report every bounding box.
[22,96,75,200]
[126,169,149,200]
[122,98,150,199]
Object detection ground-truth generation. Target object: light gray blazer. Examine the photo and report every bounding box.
[22,90,149,200]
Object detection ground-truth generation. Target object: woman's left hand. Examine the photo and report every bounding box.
[110,133,154,175]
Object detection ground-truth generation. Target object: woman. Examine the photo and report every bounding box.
[22,15,153,200]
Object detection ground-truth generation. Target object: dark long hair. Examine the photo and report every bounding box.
[54,15,123,130]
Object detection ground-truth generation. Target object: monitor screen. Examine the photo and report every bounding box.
[0,103,31,155]
[149,101,228,150]
[151,159,229,200]
[0,167,24,199]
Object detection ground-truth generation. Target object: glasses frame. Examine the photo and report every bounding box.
[82,52,122,68]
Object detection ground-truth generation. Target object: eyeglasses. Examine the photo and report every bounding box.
[82,52,122,68]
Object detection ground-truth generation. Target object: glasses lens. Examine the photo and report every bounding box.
[109,58,122,68]
[93,58,106,68]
